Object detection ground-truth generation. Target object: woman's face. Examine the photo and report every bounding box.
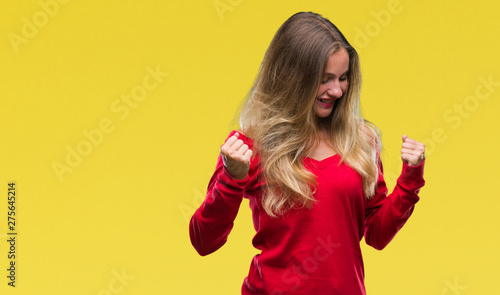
[313,48,350,118]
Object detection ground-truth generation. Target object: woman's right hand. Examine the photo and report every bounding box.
[220,132,253,180]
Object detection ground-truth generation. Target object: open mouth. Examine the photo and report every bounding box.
[317,98,335,106]
[318,98,333,103]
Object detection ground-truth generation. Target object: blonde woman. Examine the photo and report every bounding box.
[190,11,426,295]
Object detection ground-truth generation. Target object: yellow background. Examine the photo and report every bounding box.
[1,0,499,294]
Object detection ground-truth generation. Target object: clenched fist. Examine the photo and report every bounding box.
[220,132,253,180]
[401,135,425,166]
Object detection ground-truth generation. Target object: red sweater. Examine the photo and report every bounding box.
[190,130,425,294]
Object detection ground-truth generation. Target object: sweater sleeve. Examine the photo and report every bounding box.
[364,157,425,250]
[189,131,250,256]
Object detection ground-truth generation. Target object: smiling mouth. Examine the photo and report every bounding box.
[317,98,334,103]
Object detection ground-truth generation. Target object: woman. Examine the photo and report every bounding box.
[190,11,425,294]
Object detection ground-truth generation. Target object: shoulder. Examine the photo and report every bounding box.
[360,120,381,148]
[360,120,379,138]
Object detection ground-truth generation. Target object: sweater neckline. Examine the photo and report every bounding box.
[303,154,339,169]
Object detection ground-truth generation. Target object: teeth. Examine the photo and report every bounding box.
[319,98,332,103]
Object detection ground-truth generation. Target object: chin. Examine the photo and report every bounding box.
[314,111,332,119]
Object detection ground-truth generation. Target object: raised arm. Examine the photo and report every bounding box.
[189,131,253,256]
[364,135,426,250]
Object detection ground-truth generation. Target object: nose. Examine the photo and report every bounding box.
[327,81,343,98]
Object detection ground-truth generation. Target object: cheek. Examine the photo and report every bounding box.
[317,85,326,97]
[341,81,349,92]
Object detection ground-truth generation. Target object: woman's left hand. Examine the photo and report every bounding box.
[401,135,425,166]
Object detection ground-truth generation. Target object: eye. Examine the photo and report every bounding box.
[321,77,332,84]
[339,76,348,82]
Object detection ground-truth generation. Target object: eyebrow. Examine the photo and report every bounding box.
[324,70,349,77]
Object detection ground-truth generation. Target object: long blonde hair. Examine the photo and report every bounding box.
[239,12,381,217]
